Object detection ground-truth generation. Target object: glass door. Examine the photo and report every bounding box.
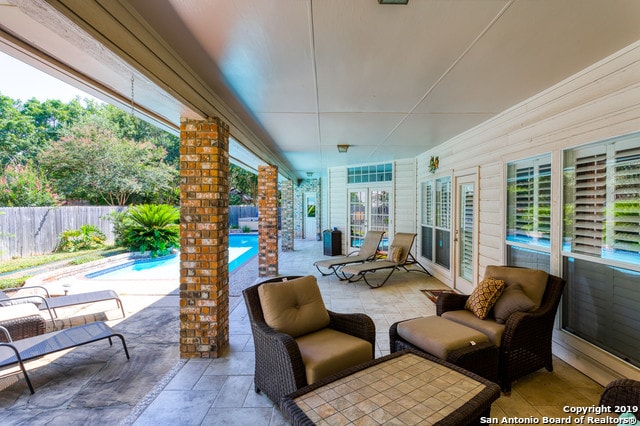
[348,191,367,249]
[348,188,390,252]
[454,172,478,294]
[304,192,317,239]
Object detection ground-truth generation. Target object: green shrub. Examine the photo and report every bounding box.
[242,225,252,233]
[113,204,180,257]
[56,225,106,252]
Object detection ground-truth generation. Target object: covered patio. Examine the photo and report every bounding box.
[1,0,639,422]
[0,239,604,424]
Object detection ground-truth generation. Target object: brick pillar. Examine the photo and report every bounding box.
[179,117,229,358]
[280,179,294,252]
[258,165,278,277]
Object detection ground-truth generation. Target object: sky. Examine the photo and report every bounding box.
[0,51,99,103]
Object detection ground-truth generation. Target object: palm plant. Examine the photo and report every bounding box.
[118,204,180,257]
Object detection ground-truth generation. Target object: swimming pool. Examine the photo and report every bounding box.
[87,234,259,280]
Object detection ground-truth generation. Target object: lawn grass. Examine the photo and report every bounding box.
[0,247,128,289]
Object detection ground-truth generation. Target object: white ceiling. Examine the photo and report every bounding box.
[2,0,640,180]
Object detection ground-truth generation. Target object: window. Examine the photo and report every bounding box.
[421,176,451,269]
[562,133,640,369]
[506,155,551,271]
[347,163,392,184]
[506,155,551,247]
[563,135,640,264]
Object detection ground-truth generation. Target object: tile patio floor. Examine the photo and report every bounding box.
[0,238,607,425]
[130,239,605,426]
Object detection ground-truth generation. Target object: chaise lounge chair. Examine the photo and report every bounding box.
[0,285,125,328]
[0,321,130,393]
[340,232,430,288]
[314,230,385,279]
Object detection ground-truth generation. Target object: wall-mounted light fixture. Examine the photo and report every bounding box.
[378,0,409,4]
[337,144,350,153]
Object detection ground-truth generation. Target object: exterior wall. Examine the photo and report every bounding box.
[415,41,640,383]
[327,167,348,253]
[394,158,417,233]
[328,160,416,254]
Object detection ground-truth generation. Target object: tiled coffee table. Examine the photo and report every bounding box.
[281,349,500,425]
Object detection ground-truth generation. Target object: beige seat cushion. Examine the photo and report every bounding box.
[296,328,372,384]
[397,316,489,359]
[258,275,330,338]
[441,310,506,347]
[484,265,548,309]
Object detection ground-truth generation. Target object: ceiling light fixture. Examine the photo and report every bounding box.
[337,144,350,153]
[378,0,408,4]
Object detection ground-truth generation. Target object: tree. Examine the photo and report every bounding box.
[39,115,176,205]
[0,95,38,166]
[229,164,258,205]
[0,160,58,206]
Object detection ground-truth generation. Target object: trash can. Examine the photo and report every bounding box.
[323,229,342,256]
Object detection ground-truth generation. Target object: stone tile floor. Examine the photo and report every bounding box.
[132,239,605,425]
[1,239,606,425]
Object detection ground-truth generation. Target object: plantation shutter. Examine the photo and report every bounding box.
[572,151,607,255]
[436,177,451,230]
[512,161,551,241]
[612,146,640,255]
[514,166,534,240]
[460,184,474,280]
[537,163,552,242]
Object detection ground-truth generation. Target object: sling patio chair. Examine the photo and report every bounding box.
[314,230,385,280]
[0,285,125,329]
[340,232,430,288]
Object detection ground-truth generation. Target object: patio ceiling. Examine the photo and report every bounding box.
[1,0,640,180]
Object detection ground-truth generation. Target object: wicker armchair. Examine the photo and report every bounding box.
[243,275,376,407]
[437,271,565,393]
[598,379,640,421]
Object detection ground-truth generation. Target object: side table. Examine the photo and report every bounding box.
[0,304,46,342]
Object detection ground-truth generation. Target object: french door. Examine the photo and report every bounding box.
[454,171,478,294]
[348,188,391,252]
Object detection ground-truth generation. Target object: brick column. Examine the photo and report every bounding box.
[258,165,278,277]
[280,179,294,252]
[179,117,229,358]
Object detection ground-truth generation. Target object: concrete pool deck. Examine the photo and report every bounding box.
[0,246,260,424]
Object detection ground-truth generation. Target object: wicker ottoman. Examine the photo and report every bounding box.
[390,316,498,382]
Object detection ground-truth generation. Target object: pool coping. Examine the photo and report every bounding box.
[25,251,163,287]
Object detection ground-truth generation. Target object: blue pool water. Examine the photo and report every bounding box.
[87,234,258,280]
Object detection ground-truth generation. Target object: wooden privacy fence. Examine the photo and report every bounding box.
[0,205,268,260]
[0,206,126,261]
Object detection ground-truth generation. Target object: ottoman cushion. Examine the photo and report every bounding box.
[441,310,506,347]
[397,316,489,359]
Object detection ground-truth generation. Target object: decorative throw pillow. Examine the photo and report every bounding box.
[492,283,536,324]
[258,275,330,338]
[388,245,403,263]
[465,277,505,319]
